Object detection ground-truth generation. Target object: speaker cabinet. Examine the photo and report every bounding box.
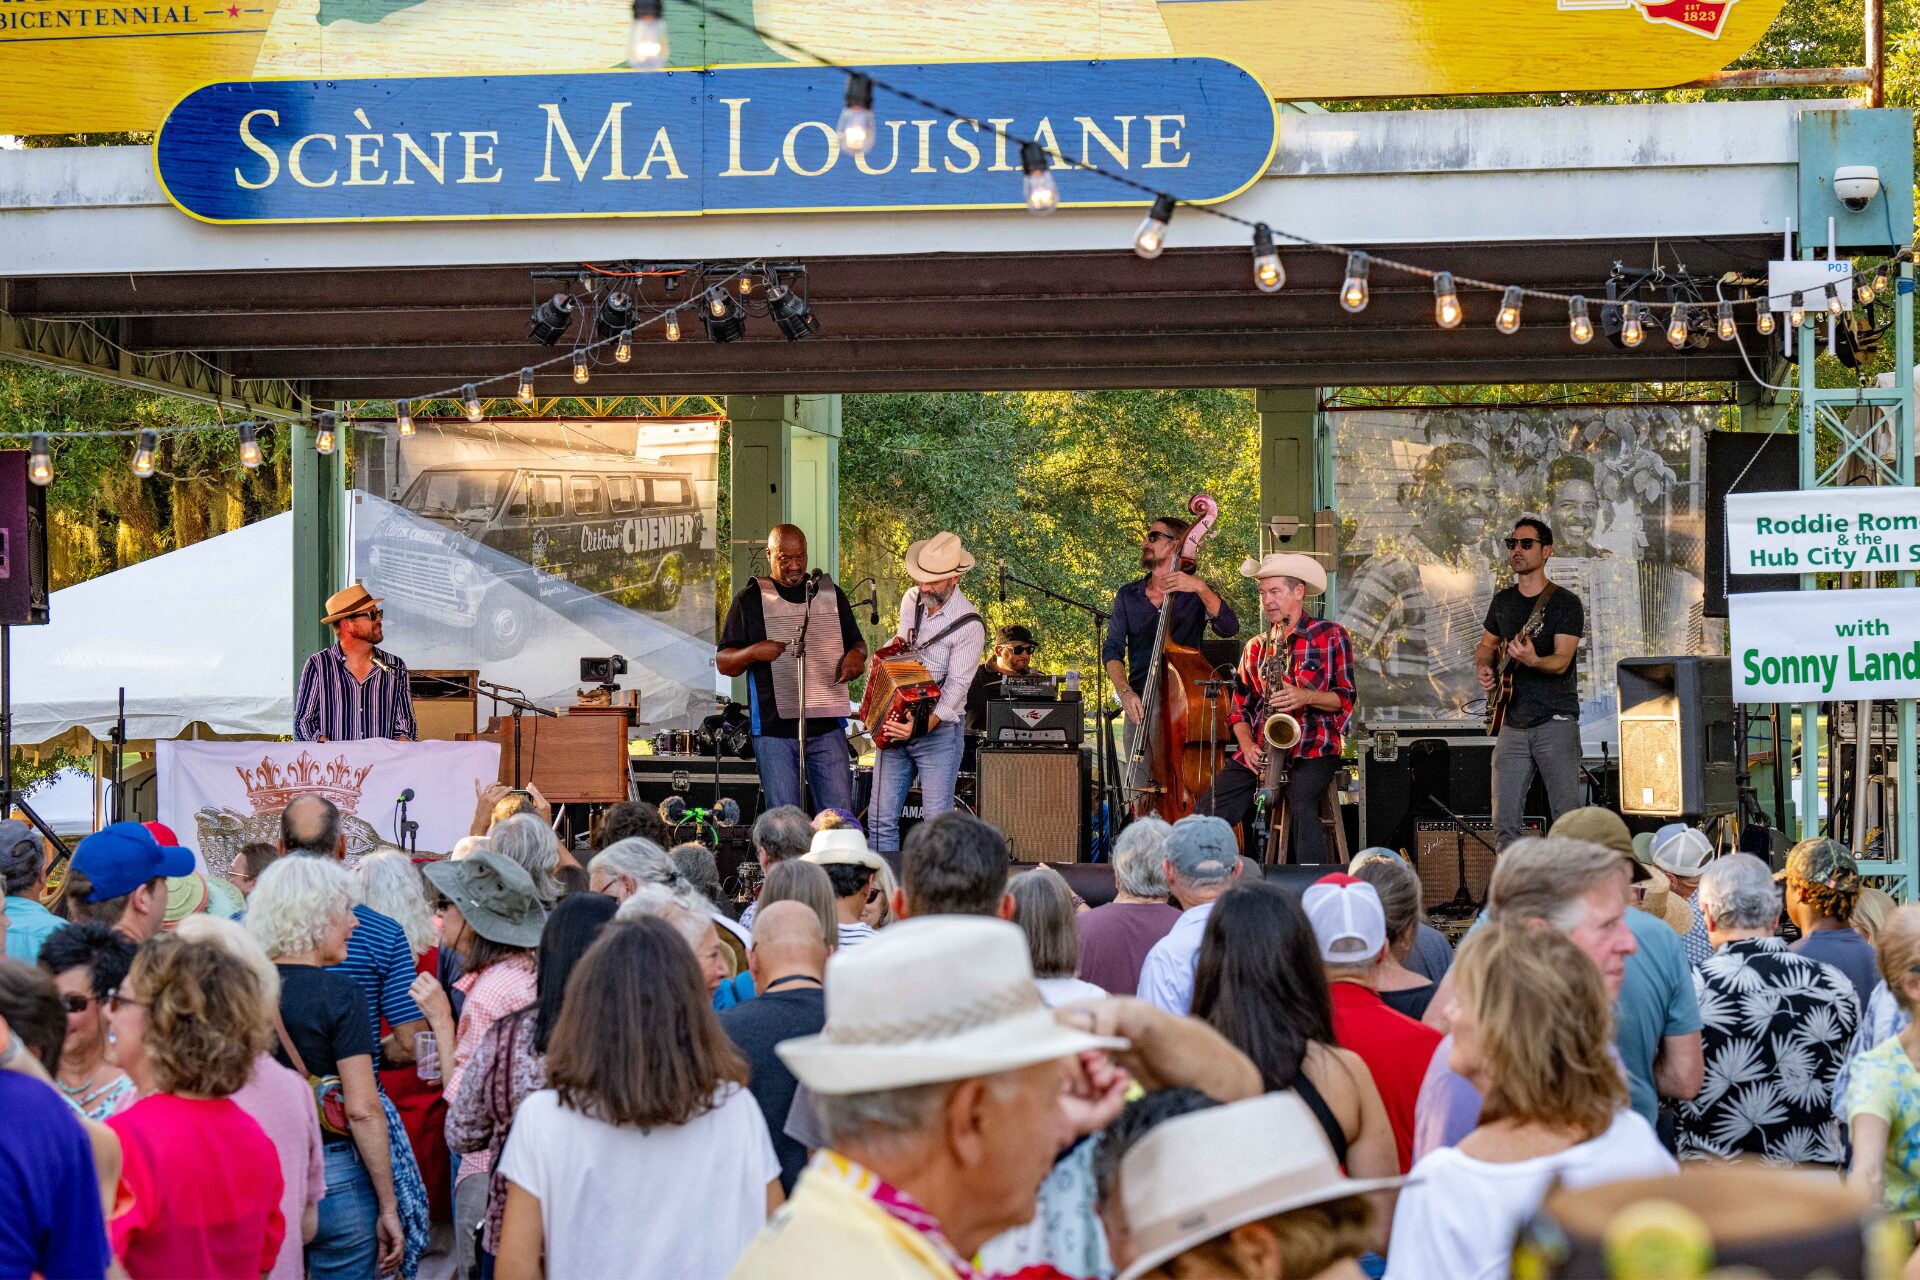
[1414,819,1518,911]
[978,748,1084,861]
[1616,656,1735,818]
[410,669,478,740]
[0,452,50,627]
[1704,430,1798,617]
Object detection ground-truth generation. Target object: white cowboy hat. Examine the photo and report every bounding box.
[904,531,977,584]
[1238,552,1327,595]
[1115,1092,1409,1280]
[777,916,1126,1095]
[803,826,886,873]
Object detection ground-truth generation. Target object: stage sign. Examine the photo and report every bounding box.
[1730,587,1920,702]
[154,59,1275,223]
[1727,488,1920,576]
[156,738,501,872]
[2,0,1788,137]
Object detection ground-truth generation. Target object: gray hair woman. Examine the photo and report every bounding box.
[586,836,684,904]
[1348,852,1437,1020]
[486,813,562,906]
[355,849,436,958]
[1076,816,1179,997]
[1009,866,1106,1007]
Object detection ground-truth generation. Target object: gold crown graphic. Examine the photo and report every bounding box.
[236,751,375,816]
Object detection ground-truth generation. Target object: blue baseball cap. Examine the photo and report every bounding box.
[72,821,194,901]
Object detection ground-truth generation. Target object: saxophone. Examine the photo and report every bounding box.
[1256,624,1300,798]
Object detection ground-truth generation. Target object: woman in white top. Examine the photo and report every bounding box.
[1384,922,1675,1280]
[1009,866,1107,1007]
[495,916,781,1280]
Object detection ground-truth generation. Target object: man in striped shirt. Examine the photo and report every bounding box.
[294,581,418,742]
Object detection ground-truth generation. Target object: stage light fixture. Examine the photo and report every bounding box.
[1133,194,1175,259]
[1667,305,1689,348]
[1021,142,1058,216]
[527,292,578,345]
[1789,293,1806,328]
[1495,286,1523,334]
[596,291,635,343]
[1340,252,1370,313]
[1568,295,1593,345]
[131,428,158,477]
[664,310,683,342]
[768,284,820,341]
[315,412,337,455]
[463,384,484,422]
[28,433,51,485]
[396,399,415,436]
[517,368,535,402]
[1621,303,1645,347]
[1252,224,1284,293]
[1432,273,1462,328]
[628,0,666,69]
[572,347,591,383]
[704,290,747,343]
[237,425,262,469]
[1716,301,1736,341]
[839,74,875,155]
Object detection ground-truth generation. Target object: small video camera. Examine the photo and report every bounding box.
[580,654,629,687]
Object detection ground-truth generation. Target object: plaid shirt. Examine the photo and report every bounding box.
[447,953,537,1182]
[1228,616,1355,767]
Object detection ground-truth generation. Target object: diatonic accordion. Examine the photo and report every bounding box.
[858,649,940,746]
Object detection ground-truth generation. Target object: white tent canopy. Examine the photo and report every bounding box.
[13,513,292,745]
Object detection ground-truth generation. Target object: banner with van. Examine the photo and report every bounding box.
[351,417,719,727]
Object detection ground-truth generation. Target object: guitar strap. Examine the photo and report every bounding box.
[1513,581,1558,642]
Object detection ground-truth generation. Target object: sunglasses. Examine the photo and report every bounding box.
[60,993,94,1015]
[104,988,148,1013]
[1144,530,1176,544]
[1503,537,1541,550]
[1005,645,1036,656]
[346,609,383,622]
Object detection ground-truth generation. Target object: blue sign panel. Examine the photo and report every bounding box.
[154,59,1277,224]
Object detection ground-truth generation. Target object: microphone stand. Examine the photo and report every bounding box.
[794,572,822,817]
[110,687,126,823]
[477,679,557,789]
[999,565,1122,854]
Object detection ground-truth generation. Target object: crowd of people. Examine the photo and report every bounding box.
[6,789,1920,1278]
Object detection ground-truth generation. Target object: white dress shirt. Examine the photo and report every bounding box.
[896,585,986,727]
[1137,901,1217,1015]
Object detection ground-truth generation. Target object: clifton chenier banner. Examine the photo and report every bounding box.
[1730,587,1920,702]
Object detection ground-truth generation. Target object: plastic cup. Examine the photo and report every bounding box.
[415,1031,441,1083]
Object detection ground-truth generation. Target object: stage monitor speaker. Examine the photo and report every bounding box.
[1414,819,1517,912]
[978,747,1083,861]
[0,452,50,626]
[1704,430,1798,618]
[1616,656,1735,818]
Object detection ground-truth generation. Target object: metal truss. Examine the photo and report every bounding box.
[0,312,305,419]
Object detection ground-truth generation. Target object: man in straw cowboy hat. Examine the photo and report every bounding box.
[1191,551,1354,864]
[294,581,418,742]
[869,532,988,855]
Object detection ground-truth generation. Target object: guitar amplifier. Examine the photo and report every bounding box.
[1413,818,1539,913]
[978,747,1084,860]
[983,700,1083,747]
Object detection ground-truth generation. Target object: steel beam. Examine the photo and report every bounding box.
[0,310,304,418]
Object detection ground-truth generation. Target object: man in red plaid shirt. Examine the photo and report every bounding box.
[1193,552,1355,863]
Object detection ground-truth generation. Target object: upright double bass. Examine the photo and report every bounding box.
[1125,494,1230,821]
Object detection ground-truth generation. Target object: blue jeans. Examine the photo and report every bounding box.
[870,719,965,852]
[309,1144,377,1280]
[755,727,855,816]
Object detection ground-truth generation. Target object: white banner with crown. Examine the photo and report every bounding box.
[155,739,503,874]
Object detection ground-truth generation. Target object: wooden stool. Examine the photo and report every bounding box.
[1270,788,1349,866]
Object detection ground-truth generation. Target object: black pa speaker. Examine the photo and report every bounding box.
[1616,656,1735,818]
[1704,430,1798,618]
[0,453,49,627]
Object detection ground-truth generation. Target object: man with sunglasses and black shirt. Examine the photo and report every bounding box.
[294,581,418,742]
[1475,517,1585,849]
[965,624,1043,735]
[1103,516,1240,736]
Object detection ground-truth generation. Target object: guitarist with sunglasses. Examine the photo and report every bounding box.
[1475,517,1585,850]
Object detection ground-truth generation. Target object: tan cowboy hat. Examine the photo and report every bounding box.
[904,531,976,583]
[777,916,1125,1095]
[1238,552,1327,595]
[1114,1092,1407,1280]
[322,581,384,625]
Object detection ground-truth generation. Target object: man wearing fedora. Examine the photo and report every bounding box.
[1192,553,1354,864]
[801,825,888,949]
[294,581,418,743]
[869,532,987,855]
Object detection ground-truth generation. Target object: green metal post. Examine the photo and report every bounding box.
[1897,262,1917,883]
[1256,388,1326,594]
[290,418,345,687]
[1797,318,1821,840]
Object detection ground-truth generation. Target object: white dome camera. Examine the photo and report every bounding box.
[1835,165,1883,212]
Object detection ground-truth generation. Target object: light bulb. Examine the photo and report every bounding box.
[1621,303,1645,347]
[315,411,336,455]
[664,310,682,342]
[131,428,157,477]
[1020,141,1058,217]
[1252,224,1284,294]
[737,276,754,296]
[517,367,535,402]
[1756,305,1776,336]
[396,399,414,437]
[709,291,729,318]
[572,348,590,384]
[27,432,51,485]
[463,384,483,422]
[1133,194,1175,259]
[615,329,633,363]
[838,74,875,156]
[1874,270,1889,298]
[1789,294,1806,328]
[1568,295,1593,345]
[1716,301,1736,341]
[1857,275,1875,302]
[1495,286,1523,335]
[1432,272,1462,329]
[1826,283,1843,315]
[627,0,666,69]
[1667,305,1689,348]
[1340,251,1370,313]
[237,424,261,469]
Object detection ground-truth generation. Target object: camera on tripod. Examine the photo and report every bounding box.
[580,654,628,692]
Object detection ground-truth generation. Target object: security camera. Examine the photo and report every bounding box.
[1835,165,1883,212]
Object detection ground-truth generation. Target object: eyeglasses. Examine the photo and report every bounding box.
[59,993,94,1015]
[434,897,452,912]
[1503,537,1541,550]
[104,989,148,1013]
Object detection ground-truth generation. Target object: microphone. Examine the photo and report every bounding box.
[396,788,415,804]
[998,557,1007,605]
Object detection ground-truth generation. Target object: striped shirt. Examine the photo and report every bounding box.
[293,644,417,742]
[326,903,426,1064]
[897,586,987,728]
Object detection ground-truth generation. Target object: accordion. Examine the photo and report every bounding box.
[858,640,940,747]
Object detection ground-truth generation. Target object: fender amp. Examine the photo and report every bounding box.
[983,700,1083,747]
[977,747,1084,861]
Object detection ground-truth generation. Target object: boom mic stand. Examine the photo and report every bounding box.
[109,687,126,823]
[1421,791,1497,918]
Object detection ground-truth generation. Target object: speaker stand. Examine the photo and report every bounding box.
[0,626,70,866]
